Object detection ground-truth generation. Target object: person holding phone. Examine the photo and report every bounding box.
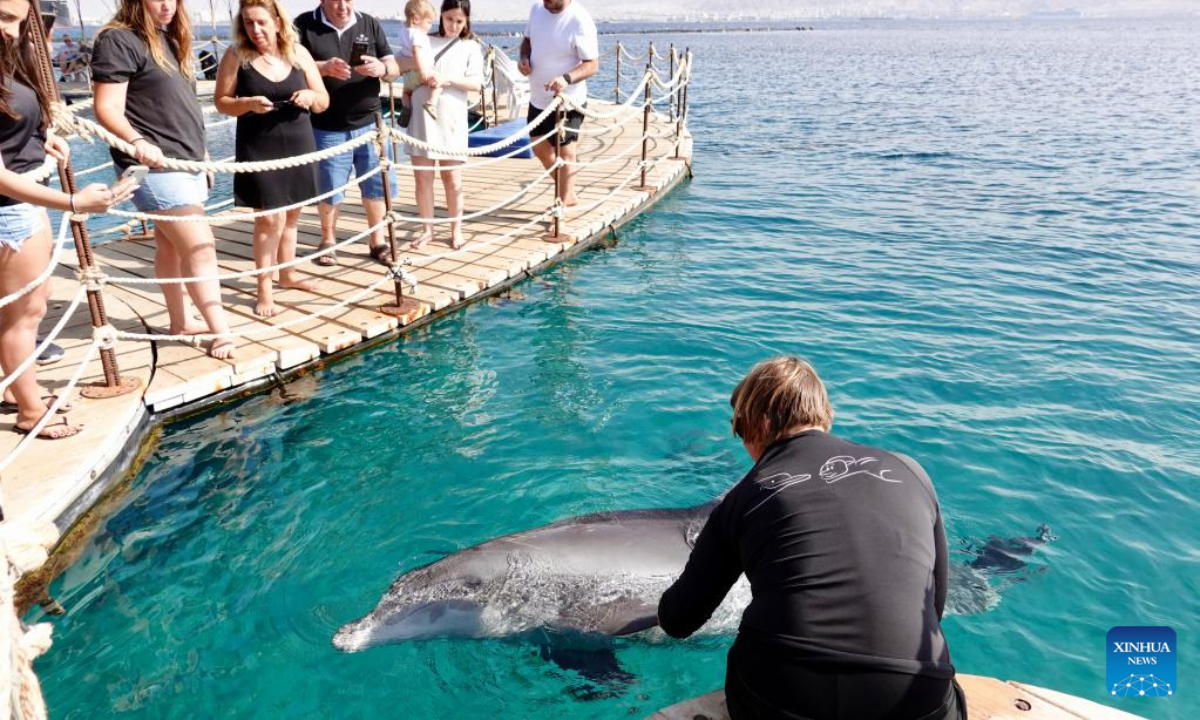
[294,0,403,267]
[215,0,328,317]
[91,0,237,359]
[1,0,136,439]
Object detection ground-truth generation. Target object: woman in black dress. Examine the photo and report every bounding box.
[215,0,327,317]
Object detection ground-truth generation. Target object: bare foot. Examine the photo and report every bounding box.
[279,276,319,292]
[255,300,278,318]
[168,322,210,337]
[450,231,467,250]
[14,411,82,440]
[562,193,580,207]
[411,230,433,249]
[208,339,236,360]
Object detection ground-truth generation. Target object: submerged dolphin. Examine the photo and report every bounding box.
[334,503,1051,652]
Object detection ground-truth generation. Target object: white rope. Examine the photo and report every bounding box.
[0,285,87,398]
[563,73,654,120]
[73,160,115,178]
[107,166,382,224]
[64,111,379,174]
[0,340,97,476]
[0,215,71,309]
[383,122,557,172]
[104,213,389,287]
[561,126,674,168]
[17,156,57,183]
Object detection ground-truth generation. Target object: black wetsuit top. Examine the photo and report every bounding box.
[659,430,956,719]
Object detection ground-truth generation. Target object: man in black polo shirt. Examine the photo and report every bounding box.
[296,0,408,265]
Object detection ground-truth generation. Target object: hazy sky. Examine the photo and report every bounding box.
[66,0,1199,24]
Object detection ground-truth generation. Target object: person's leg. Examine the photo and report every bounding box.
[0,219,79,437]
[251,212,285,317]
[530,133,556,170]
[354,128,394,258]
[154,207,235,358]
[558,141,580,207]
[440,162,465,248]
[155,224,205,335]
[278,208,317,292]
[411,156,435,247]
[314,130,352,263]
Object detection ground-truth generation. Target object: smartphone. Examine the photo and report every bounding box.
[120,164,149,183]
[350,38,370,67]
[272,99,294,110]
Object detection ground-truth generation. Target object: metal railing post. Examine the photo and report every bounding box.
[489,46,500,126]
[374,113,419,319]
[27,9,139,398]
[668,43,676,121]
[614,41,622,103]
[548,104,565,240]
[637,44,654,192]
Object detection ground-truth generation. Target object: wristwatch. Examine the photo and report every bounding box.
[561,72,572,85]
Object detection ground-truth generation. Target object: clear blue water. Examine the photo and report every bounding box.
[33,19,1200,719]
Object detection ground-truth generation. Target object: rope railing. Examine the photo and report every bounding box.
[0,40,693,422]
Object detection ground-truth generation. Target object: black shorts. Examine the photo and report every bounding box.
[528,103,586,147]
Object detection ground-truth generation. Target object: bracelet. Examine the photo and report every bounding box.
[69,193,76,214]
[562,72,573,85]
[129,136,146,145]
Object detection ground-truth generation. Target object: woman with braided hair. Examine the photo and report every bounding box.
[1,0,134,439]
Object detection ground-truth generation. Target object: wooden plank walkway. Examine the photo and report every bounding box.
[0,100,691,532]
[647,677,1147,720]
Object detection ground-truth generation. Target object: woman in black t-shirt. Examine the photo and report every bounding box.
[92,0,236,359]
[0,0,133,439]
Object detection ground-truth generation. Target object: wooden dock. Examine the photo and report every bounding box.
[0,99,691,533]
[647,676,1147,720]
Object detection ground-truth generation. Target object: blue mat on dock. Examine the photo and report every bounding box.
[468,118,534,159]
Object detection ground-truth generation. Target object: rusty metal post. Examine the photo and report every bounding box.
[479,50,489,129]
[636,45,654,193]
[374,113,419,319]
[668,43,676,121]
[614,41,621,103]
[489,45,500,126]
[545,105,565,241]
[26,8,139,397]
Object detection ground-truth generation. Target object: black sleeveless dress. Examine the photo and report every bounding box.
[233,63,318,210]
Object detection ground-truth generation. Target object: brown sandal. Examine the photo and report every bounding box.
[13,413,82,440]
[369,244,394,266]
[1,394,72,414]
[314,242,338,267]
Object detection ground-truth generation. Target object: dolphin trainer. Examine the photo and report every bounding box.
[333,502,1050,652]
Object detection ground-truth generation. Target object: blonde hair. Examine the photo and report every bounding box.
[730,356,834,448]
[404,0,437,24]
[101,0,194,77]
[233,0,298,67]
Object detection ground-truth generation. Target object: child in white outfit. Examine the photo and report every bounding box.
[398,0,440,120]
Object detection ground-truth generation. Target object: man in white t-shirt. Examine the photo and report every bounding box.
[519,0,599,210]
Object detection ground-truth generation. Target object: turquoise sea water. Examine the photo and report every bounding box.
[34,19,1199,719]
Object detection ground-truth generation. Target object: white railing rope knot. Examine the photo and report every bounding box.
[92,324,120,350]
[77,266,108,291]
[387,260,419,290]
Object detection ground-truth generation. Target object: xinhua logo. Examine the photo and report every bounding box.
[1107,626,1176,698]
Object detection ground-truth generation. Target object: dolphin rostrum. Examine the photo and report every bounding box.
[333,502,1051,652]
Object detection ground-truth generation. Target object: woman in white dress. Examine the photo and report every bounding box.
[406,0,482,250]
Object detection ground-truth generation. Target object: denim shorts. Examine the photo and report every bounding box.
[130,170,208,212]
[314,125,395,205]
[0,202,45,251]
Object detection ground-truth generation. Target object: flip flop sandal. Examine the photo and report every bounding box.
[369,244,394,266]
[314,243,338,266]
[13,413,82,440]
[1,394,72,414]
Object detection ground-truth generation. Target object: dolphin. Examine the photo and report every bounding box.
[334,504,1052,652]
[333,503,751,652]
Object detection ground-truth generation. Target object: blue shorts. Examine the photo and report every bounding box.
[0,202,45,251]
[314,125,394,205]
[130,171,208,212]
